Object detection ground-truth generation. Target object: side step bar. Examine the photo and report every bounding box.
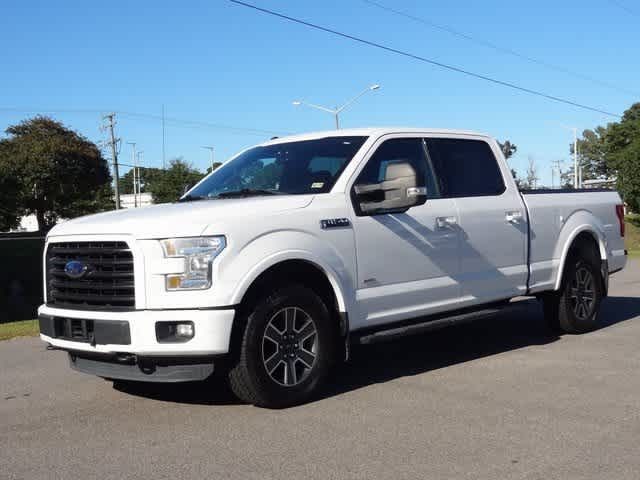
[355,301,530,345]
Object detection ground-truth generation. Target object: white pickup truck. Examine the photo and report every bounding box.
[39,128,627,407]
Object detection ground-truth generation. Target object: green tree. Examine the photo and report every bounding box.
[606,103,640,211]
[498,140,517,160]
[0,116,113,232]
[524,156,539,189]
[206,162,223,174]
[147,158,205,204]
[498,139,521,187]
[120,167,163,194]
[559,167,574,189]
[573,126,611,181]
[0,157,25,231]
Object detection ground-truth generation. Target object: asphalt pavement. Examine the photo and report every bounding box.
[2,261,640,480]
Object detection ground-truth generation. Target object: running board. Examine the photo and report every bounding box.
[355,302,529,345]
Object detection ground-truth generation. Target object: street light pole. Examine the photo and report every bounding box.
[126,142,136,207]
[293,84,380,129]
[560,125,579,188]
[201,146,215,172]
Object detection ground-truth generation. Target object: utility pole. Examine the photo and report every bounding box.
[162,104,166,169]
[551,159,563,189]
[572,128,578,189]
[136,151,144,208]
[578,166,583,189]
[103,113,121,209]
[201,146,215,172]
[576,143,582,188]
[127,142,136,207]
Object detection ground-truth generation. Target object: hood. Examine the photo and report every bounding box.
[48,195,314,239]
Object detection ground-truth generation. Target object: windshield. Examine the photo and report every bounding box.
[185,136,368,199]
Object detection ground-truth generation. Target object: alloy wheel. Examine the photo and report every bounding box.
[569,266,596,320]
[261,306,318,387]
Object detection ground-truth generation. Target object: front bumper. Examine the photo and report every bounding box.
[38,304,235,357]
[67,352,215,383]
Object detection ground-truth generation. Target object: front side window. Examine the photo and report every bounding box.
[355,137,440,198]
[186,136,367,199]
[425,138,505,197]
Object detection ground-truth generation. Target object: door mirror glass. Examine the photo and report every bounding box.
[354,161,427,215]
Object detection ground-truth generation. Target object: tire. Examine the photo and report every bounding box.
[228,285,335,408]
[544,252,604,334]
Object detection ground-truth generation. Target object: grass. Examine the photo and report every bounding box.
[626,216,640,258]
[0,320,39,341]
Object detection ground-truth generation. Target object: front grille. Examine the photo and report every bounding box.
[46,241,135,310]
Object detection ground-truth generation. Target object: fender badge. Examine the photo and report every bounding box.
[320,218,351,229]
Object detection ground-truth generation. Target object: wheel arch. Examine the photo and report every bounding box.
[554,223,606,291]
[229,249,354,342]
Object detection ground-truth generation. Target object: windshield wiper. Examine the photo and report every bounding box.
[178,194,209,203]
[215,188,284,198]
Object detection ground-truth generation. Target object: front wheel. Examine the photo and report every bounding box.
[228,286,335,408]
[544,254,604,334]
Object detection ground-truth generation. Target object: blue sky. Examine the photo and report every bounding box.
[1,0,638,185]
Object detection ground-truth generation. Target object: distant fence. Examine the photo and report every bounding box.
[0,233,45,323]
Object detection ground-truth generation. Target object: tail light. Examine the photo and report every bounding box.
[615,204,625,237]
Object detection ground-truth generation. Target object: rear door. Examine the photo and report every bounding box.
[349,135,460,328]
[426,137,528,304]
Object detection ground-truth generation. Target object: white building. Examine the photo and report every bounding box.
[9,214,40,232]
[119,192,154,209]
[582,178,616,189]
[4,193,155,233]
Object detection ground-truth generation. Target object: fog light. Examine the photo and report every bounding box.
[176,323,194,338]
[155,321,195,343]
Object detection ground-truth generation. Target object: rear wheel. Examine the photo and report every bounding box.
[544,253,604,334]
[228,285,335,408]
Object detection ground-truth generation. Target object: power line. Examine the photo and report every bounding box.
[115,110,288,136]
[0,107,288,137]
[229,0,621,119]
[363,0,639,97]
[606,0,639,16]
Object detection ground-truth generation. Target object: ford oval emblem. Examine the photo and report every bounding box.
[64,260,88,279]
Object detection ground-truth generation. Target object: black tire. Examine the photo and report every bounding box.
[228,285,335,408]
[544,252,604,334]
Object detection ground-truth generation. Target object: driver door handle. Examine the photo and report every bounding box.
[436,216,457,229]
[505,210,523,223]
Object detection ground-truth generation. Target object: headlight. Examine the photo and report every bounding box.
[160,236,226,291]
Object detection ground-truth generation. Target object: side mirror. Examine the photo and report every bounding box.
[354,161,427,215]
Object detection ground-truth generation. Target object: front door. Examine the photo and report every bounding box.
[349,136,460,329]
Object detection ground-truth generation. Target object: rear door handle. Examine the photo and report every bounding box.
[505,210,523,223]
[436,216,458,229]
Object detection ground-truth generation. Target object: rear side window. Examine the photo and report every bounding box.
[425,138,505,197]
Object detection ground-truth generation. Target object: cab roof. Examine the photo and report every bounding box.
[261,127,490,145]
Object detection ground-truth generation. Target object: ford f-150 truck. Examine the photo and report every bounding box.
[39,128,627,407]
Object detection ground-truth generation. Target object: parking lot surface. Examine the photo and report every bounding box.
[2,261,639,480]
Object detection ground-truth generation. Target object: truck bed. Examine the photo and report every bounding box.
[520,189,626,294]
